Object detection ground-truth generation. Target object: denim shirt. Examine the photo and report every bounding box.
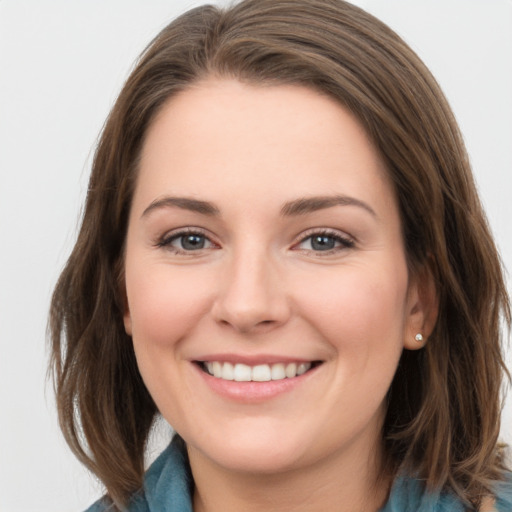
[86,436,512,512]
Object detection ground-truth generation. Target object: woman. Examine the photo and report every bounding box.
[49,0,511,510]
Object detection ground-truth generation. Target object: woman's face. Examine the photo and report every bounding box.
[123,79,429,476]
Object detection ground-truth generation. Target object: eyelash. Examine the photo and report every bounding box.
[156,227,216,255]
[293,229,355,255]
[156,228,355,255]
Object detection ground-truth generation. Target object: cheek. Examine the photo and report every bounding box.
[295,261,408,357]
[125,262,215,349]
[124,263,217,420]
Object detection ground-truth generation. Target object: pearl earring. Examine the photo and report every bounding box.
[415,333,423,342]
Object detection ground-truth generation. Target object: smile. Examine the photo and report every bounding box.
[199,361,320,382]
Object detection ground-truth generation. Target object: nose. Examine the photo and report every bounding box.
[211,246,291,334]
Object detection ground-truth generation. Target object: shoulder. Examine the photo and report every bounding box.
[83,498,122,512]
[84,494,148,512]
[493,470,512,512]
[382,471,512,512]
[83,435,192,512]
[381,476,464,512]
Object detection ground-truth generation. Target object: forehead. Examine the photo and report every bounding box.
[135,78,395,216]
[143,79,377,163]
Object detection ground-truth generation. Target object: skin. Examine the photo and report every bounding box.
[123,79,437,512]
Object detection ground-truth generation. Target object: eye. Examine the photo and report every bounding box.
[295,230,354,253]
[157,229,216,254]
[175,233,209,250]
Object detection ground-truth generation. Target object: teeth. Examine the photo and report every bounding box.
[203,361,313,381]
[271,363,285,380]
[233,363,252,382]
[252,364,271,382]
[285,362,297,378]
[297,363,309,376]
[222,362,234,380]
[212,361,222,378]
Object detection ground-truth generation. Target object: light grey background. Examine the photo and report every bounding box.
[0,1,510,510]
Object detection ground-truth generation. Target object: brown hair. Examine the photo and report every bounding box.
[49,0,510,508]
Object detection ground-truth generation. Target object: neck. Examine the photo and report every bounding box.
[188,434,390,512]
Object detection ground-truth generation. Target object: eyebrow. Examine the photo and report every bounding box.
[141,196,220,218]
[141,194,376,219]
[280,195,376,217]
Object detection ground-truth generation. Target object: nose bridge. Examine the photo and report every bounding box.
[213,239,289,332]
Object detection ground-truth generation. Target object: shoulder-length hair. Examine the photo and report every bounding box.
[49,0,510,508]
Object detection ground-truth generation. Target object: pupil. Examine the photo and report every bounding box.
[311,235,335,251]
[182,234,205,250]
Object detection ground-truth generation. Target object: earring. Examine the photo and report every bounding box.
[415,333,423,343]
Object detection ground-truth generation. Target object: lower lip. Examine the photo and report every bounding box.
[193,364,319,403]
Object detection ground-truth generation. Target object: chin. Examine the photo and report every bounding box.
[205,444,308,475]
[183,419,329,476]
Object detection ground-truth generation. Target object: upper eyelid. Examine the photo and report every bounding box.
[294,227,355,243]
[154,226,355,248]
[156,227,214,246]
[291,229,356,254]
[161,226,208,236]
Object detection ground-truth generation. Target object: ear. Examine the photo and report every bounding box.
[116,262,133,336]
[403,261,439,350]
[123,306,133,337]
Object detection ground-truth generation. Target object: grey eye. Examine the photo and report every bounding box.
[296,232,354,252]
[178,233,207,250]
[310,235,337,251]
[159,229,216,253]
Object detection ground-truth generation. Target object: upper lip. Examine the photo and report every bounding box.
[192,353,320,365]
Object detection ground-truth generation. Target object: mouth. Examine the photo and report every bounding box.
[196,360,323,382]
